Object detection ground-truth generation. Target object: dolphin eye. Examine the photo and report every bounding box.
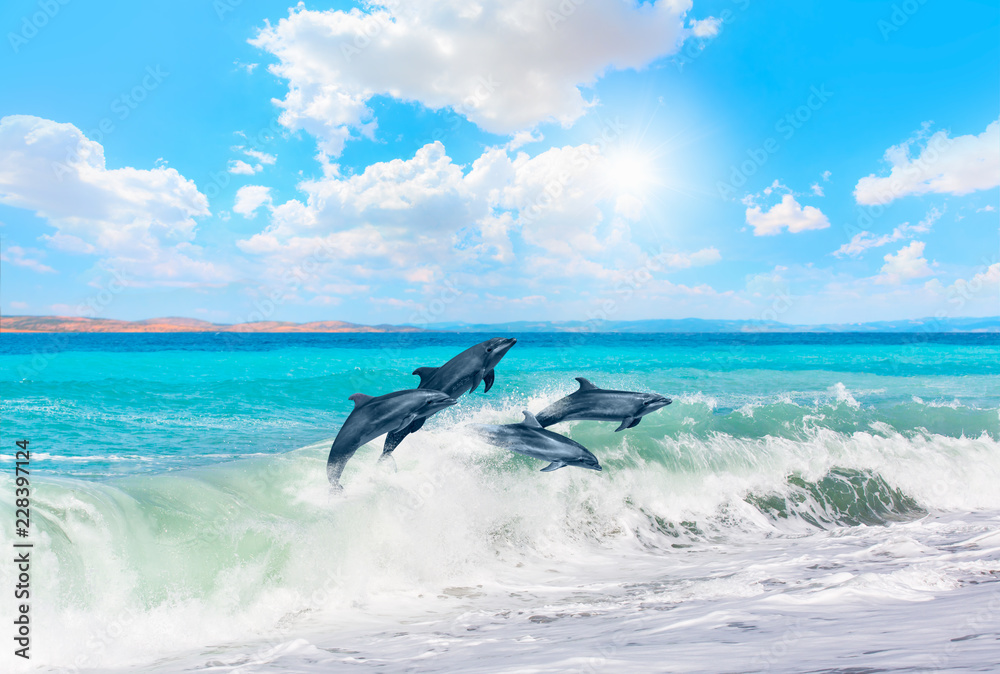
[487,347,493,352]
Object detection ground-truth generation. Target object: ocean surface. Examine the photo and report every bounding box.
[1,332,999,672]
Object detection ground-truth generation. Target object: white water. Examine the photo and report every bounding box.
[3,398,1000,672]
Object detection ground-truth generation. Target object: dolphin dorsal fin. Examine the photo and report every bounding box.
[521,411,542,428]
[575,377,598,391]
[412,367,439,386]
[348,393,374,407]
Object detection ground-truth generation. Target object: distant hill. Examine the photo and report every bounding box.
[425,316,1000,333]
[2,314,997,334]
[0,315,422,333]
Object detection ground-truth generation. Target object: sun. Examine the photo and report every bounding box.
[605,149,658,197]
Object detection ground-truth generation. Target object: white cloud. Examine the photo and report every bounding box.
[9,301,28,310]
[876,241,933,284]
[976,204,995,213]
[0,115,224,285]
[0,245,56,273]
[233,185,272,218]
[237,140,719,299]
[810,182,824,196]
[507,129,544,151]
[822,170,831,181]
[946,263,999,301]
[854,119,1000,205]
[243,148,276,165]
[228,159,261,175]
[834,206,942,258]
[251,0,697,156]
[690,17,721,38]
[745,193,830,236]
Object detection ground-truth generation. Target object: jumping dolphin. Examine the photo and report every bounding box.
[380,337,518,458]
[534,378,671,431]
[469,411,602,472]
[327,389,457,489]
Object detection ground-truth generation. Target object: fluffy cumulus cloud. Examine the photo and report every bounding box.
[0,115,225,285]
[251,0,701,156]
[876,241,933,285]
[745,193,830,236]
[237,139,720,306]
[855,119,1000,205]
[233,185,272,218]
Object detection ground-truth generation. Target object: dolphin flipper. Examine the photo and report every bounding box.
[615,417,634,432]
[483,369,496,393]
[541,460,567,472]
[627,417,642,429]
[381,417,427,456]
[394,413,418,433]
[382,429,409,456]
[469,368,485,393]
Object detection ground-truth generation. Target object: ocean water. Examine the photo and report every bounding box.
[1,332,999,672]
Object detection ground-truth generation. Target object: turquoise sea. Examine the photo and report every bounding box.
[2,332,999,672]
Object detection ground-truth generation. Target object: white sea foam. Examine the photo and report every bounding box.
[3,399,999,672]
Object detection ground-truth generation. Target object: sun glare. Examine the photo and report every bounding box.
[605,149,658,196]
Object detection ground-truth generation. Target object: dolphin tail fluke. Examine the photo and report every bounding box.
[627,417,642,429]
[483,368,496,393]
[540,460,567,472]
[614,417,634,432]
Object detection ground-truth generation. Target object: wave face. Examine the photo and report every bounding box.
[1,332,999,670]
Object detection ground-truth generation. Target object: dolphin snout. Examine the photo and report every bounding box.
[646,394,672,410]
[424,394,458,414]
[496,337,517,354]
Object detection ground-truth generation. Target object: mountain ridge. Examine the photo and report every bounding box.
[2,315,998,333]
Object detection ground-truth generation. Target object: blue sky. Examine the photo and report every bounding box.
[1,0,997,326]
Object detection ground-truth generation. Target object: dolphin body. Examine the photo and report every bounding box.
[469,411,602,472]
[380,337,518,458]
[534,377,671,431]
[327,389,457,489]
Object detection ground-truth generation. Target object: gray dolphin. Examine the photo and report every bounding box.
[469,411,602,472]
[380,337,518,458]
[534,377,671,431]
[327,389,457,489]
